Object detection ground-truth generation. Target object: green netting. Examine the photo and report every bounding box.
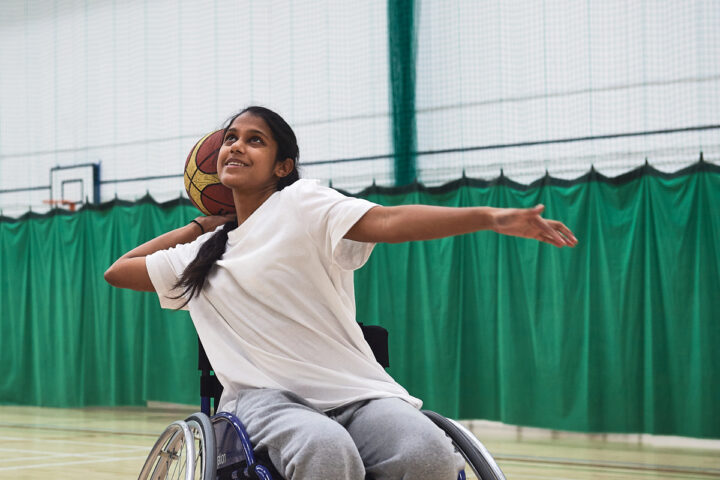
[1,164,718,438]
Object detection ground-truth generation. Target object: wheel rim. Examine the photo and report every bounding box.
[421,410,506,480]
[446,418,505,480]
[185,420,207,479]
[139,421,196,480]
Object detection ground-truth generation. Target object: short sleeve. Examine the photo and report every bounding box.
[289,179,378,270]
[145,231,213,310]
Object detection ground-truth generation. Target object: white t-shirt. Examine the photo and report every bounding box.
[146,179,422,411]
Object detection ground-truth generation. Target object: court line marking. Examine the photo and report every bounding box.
[504,473,711,480]
[501,460,718,480]
[0,455,147,471]
[0,422,161,437]
[503,475,580,480]
[497,454,720,477]
[0,446,144,458]
[0,435,151,450]
[505,469,716,480]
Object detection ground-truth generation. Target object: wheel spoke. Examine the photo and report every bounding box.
[139,414,216,480]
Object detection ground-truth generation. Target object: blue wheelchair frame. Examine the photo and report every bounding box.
[211,412,276,480]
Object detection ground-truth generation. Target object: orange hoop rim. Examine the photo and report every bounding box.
[43,199,78,212]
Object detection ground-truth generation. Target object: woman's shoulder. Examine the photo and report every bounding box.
[284,178,321,193]
[281,178,335,201]
[284,178,351,197]
[277,179,352,220]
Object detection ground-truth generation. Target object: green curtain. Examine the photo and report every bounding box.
[1,164,718,438]
[0,197,201,407]
[355,162,720,439]
[388,0,418,186]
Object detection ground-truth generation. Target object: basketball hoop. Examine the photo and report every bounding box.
[43,199,78,212]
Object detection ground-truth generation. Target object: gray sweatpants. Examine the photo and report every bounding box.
[224,389,464,480]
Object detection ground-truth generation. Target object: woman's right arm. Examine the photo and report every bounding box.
[103,215,234,292]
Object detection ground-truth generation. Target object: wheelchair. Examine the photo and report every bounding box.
[138,325,506,480]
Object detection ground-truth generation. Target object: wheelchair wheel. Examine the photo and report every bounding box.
[138,420,196,480]
[185,413,217,480]
[422,410,506,480]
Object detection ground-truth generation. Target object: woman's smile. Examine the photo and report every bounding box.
[225,158,250,168]
[217,112,279,189]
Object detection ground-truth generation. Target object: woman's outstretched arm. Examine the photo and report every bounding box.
[104,215,234,291]
[345,204,577,247]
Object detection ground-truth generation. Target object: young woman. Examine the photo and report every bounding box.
[105,106,577,480]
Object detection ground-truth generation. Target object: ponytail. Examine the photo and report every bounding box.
[172,220,238,308]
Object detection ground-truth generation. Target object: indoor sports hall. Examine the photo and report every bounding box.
[0,1,719,479]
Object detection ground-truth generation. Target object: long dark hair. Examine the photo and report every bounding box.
[173,106,300,305]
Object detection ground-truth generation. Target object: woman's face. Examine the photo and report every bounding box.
[217,113,284,191]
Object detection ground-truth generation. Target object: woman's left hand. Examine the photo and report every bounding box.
[194,214,236,233]
[492,205,578,248]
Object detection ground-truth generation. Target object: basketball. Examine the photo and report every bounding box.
[184,130,236,215]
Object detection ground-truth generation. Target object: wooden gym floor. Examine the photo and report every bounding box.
[0,405,718,479]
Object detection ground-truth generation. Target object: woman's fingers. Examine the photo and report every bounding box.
[535,217,578,248]
[496,206,577,248]
[548,220,578,246]
[538,231,564,247]
[537,233,554,245]
[534,216,566,246]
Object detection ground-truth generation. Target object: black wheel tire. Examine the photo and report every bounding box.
[186,412,217,480]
